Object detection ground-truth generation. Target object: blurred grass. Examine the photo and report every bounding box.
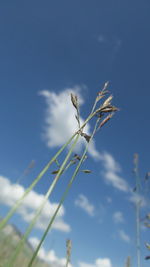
[0,224,50,267]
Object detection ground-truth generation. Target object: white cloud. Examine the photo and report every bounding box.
[100,152,129,192]
[79,258,112,267]
[101,153,121,173]
[113,211,124,224]
[104,171,129,192]
[39,87,101,160]
[33,242,112,267]
[0,175,70,232]
[29,236,72,267]
[118,230,130,243]
[75,194,95,217]
[129,193,147,207]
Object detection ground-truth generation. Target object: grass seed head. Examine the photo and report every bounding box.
[102,95,113,108]
[100,106,118,113]
[81,132,91,143]
[71,93,78,110]
[66,239,72,261]
[98,113,114,130]
[74,154,81,161]
[81,169,91,173]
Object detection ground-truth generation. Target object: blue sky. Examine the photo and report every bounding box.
[0,1,150,266]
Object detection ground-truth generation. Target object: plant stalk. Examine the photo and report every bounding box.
[28,118,100,266]
[5,133,80,267]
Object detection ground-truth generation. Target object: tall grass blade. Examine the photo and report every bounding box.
[28,118,100,266]
[4,133,80,267]
[0,133,77,230]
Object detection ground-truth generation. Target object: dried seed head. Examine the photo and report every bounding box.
[81,169,91,173]
[81,132,91,143]
[97,82,109,96]
[74,154,81,161]
[96,94,105,103]
[66,239,72,260]
[102,95,113,108]
[51,169,60,174]
[100,106,118,113]
[96,83,109,103]
[98,113,114,130]
[71,93,78,110]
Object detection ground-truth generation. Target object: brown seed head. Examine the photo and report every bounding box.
[71,93,78,110]
[81,132,91,143]
[98,113,114,130]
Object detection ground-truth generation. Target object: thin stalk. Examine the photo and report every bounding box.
[28,118,100,267]
[134,154,141,267]
[65,239,72,267]
[136,204,141,267]
[91,96,99,114]
[0,133,77,230]
[0,106,98,230]
[66,256,70,267]
[125,256,131,267]
[5,134,80,267]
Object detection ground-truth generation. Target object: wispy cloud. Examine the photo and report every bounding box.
[29,236,72,267]
[118,230,130,243]
[97,34,122,61]
[75,194,95,217]
[97,34,122,48]
[39,87,101,160]
[106,197,112,204]
[129,192,147,207]
[0,175,70,232]
[100,152,129,192]
[100,152,121,173]
[78,258,112,267]
[113,211,124,224]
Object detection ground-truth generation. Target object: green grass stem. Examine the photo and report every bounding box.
[0,133,78,230]
[0,106,98,231]
[28,118,100,266]
[4,133,80,267]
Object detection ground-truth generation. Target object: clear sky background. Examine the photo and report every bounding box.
[0,1,150,267]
